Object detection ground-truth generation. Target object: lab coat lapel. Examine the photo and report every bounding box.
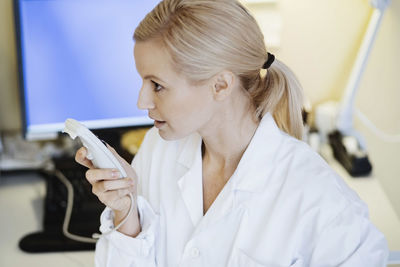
[177,134,204,227]
[194,113,284,233]
[193,176,236,235]
[175,135,238,234]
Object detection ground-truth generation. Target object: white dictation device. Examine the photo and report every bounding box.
[63,119,127,176]
[62,118,134,241]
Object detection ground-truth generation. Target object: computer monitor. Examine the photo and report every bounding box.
[14,0,159,140]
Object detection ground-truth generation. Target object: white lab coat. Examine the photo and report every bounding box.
[95,113,388,267]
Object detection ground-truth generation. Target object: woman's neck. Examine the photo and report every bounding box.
[199,98,259,179]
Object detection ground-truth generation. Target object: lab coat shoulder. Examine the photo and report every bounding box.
[270,134,388,266]
[277,134,363,216]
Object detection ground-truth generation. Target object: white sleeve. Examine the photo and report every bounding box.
[309,203,389,267]
[95,196,159,267]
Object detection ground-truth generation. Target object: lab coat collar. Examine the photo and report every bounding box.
[176,133,204,226]
[176,131,202,169]
[176,113,284,227]
[176,112,282,173]
[231,112,284,193]
[176,112,284,193]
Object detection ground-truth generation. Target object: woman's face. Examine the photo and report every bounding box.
[134,40,215,140]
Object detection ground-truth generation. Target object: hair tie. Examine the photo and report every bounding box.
[262,52,275,69]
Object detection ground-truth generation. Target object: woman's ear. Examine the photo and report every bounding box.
[212,71,235,101]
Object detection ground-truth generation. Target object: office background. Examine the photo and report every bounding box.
[3,0,398,217]
[0,0,399,265]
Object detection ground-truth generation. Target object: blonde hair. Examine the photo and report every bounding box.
[134,0,304,139]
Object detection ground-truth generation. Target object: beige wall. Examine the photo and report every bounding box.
[246,0,371,104]
[0,0,21,131]
[354,1,400,220]
[246,0,400,219]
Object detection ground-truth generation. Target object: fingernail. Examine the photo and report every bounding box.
[129,179,135,185]
[112,171,120,178]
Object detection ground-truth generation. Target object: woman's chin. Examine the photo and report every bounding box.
[158,127,189,141]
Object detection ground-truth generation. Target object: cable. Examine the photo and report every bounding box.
[53,169,97,243]
[52,169,135,243]
[355,109,400,143]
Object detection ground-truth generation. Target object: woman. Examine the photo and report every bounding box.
[76,0,388,266]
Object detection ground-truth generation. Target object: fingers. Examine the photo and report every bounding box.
[86,168,121,184]
[75,147,95,169]
[92,177,135,195]
[86,166,136,212]
[96,187,135,210]
[76,144,137,212]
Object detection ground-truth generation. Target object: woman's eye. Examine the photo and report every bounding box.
[151,80,164,92]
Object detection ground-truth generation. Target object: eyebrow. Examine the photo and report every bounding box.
[143,75,166,84]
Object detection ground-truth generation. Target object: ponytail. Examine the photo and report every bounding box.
[249,59,304,140]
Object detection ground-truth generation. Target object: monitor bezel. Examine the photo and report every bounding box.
[13,0,28,138]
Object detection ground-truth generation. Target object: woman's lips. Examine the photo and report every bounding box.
[149,115,166,128]
[154,120,166,129]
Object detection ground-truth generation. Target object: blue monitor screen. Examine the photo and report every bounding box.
[16,0,159,139]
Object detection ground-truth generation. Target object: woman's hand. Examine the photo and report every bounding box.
[75,146,141,236]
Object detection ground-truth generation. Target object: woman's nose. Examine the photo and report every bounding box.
[137,86,155,110]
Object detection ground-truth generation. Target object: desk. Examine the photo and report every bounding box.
[1,156,400,267]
